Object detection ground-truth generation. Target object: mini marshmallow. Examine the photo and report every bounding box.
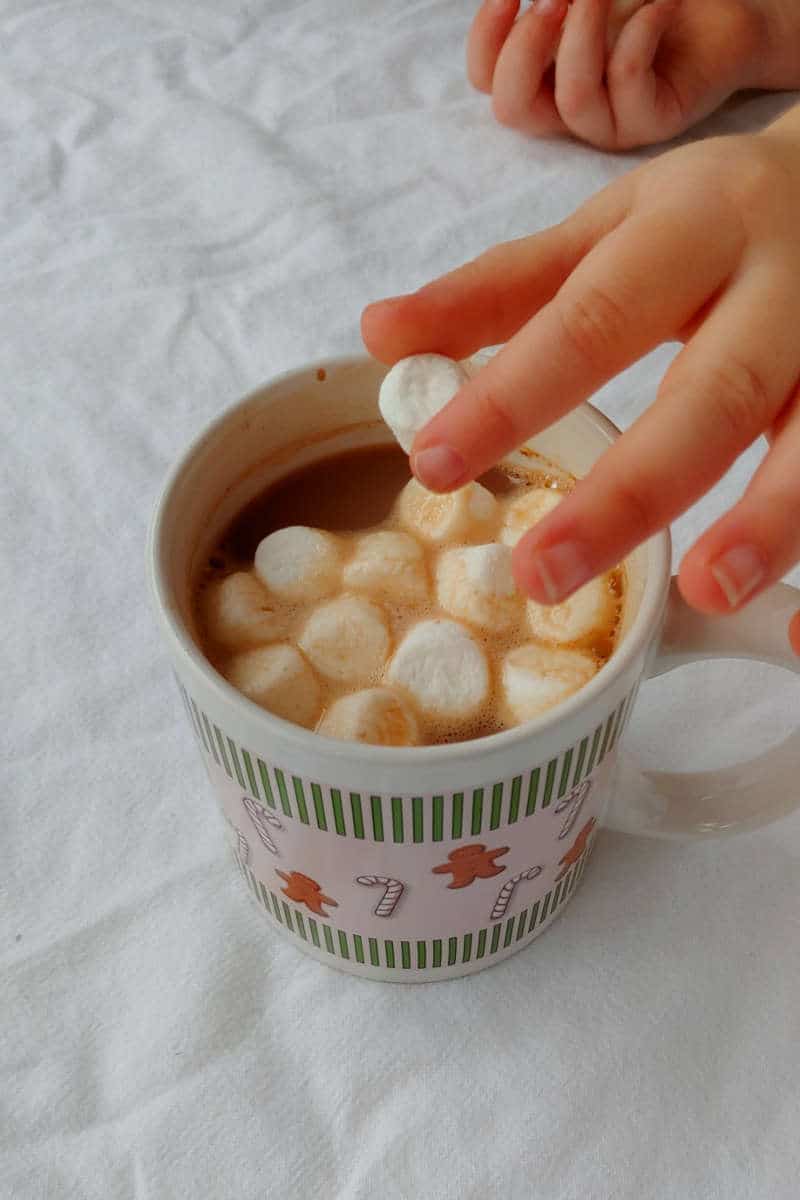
[378,354,468,453]
[502,644,597,723]
[386,619,489,723]
[527,575,617,645]
[225,643,321,728]
[298,596,391,684]
[343,530,428,604]
[436,543,522,633]
[254,526,340,602]
[201,571,289,650]
[396,477,497,545]
[318,687,420,747]
[499,487,563,548]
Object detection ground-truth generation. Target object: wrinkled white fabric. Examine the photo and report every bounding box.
[2,3,799,1198]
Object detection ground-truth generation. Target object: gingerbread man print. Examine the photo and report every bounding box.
[432,843,510,889]
[276,870,338,917]
[555,818,596,881]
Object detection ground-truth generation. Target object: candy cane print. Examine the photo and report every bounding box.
[489,867,542,921]
[355,875,405,917]
[236,828,250,864]
[226,817,251,865]
[241,793,283,855]
[555,780,591,840]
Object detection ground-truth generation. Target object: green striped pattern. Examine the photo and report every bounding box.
[238,853,592,971]
[182,686,635,841]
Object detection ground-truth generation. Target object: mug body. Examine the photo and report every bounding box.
[148,357,670,981]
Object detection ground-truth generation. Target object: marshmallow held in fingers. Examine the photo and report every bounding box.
[436,543,522,633]
[396,477,497,544]
[298,596,391,684]
[318,688,420,746]
[387,619,489,723]
[343,531,428,604]
[527,575,617,645]
[502,644,597,723]
[500,487,563,548]
[254,526,341,602]
[201,571,289,649]
[225,644,321,728]
[379,354,469,453]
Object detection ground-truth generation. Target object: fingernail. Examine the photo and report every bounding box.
[709,545,766,609]
[534,0,566,15]
[412,445,467,491]
[532,541,592,603]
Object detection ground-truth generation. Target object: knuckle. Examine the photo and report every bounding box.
[711,140,792,238]
[556,284,629,365]
[475,387,525,447]
[556,78,596,122]
[491,88,528,130]
[728,146,781,215]
[724,2,764,63]
[607,51,642,90]
[707,357,773,438]
[587,130,622,153]
[607,127,641,153]
[606,472,659,545]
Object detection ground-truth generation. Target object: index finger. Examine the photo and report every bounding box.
[410,207,743,492]
[361,180,631,364]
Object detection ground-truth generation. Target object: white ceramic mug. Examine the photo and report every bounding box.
[147,356,800,982]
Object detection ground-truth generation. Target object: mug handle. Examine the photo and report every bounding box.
[606,580,800,839]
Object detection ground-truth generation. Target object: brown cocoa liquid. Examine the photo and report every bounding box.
[194,445,624,744]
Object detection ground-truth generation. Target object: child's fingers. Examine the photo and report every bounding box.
[490,0,569,136]
[607,0,684,147]
[361,180,631,364]
[554,0,616,148]
[678,386,800,616]
[467,0,520,94]
[410,206,740,490]
[512,269,799,603]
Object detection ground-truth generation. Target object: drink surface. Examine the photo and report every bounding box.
[192,445,624,745]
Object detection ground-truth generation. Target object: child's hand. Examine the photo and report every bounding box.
[362,110,800,650]
[467,0,796,150]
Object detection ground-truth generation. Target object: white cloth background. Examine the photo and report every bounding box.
[2,3,799,1197]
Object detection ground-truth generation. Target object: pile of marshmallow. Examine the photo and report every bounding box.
[202,355,615,745]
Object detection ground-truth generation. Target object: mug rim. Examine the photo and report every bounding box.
[147,354,672,766]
